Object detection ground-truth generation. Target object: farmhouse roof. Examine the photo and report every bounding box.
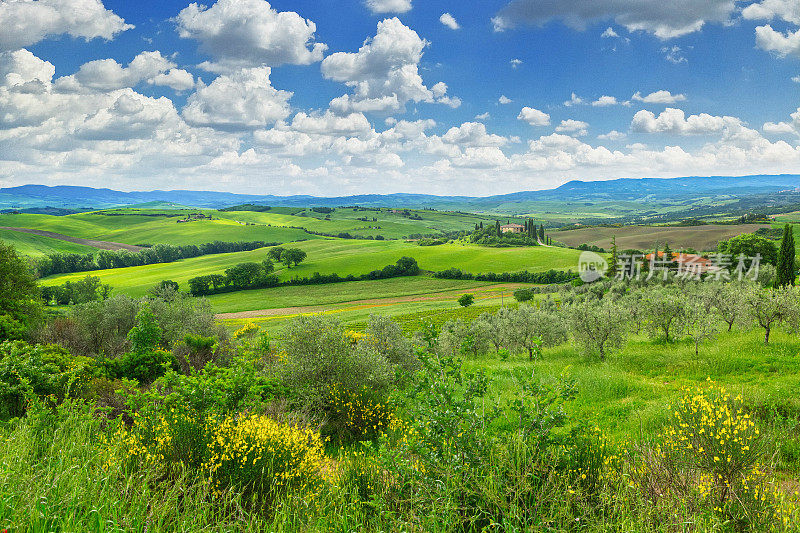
[644,251,712,265]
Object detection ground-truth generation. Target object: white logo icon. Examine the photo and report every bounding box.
[578,251,607,282]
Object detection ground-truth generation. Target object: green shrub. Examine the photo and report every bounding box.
[0,340,101,419]
[108,349,178,384]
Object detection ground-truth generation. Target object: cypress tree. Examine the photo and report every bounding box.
[607,236,619,278]
[662,243,676,270]
[777,224,796,287]
[495,220,501,237]
[538,224,545,242]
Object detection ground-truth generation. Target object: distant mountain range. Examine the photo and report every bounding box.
[2,174,800,214]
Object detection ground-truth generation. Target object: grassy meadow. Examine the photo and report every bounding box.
[0,212,315,246]
[0,228,100,256]
[40,238,583,303]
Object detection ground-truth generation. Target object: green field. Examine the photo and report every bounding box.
[212,207,498,239]
[215,280,524,333]
[208,276,506,314]
[0,206,499,251]
[0,229,100,256]
[40,239,582,303]
[0,212,316,247]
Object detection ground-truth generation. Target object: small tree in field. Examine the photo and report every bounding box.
[641,286,685,342]
[458,294,475,307]
[567,297,627,361]
[267,246,285,262]
[505,304,567,360]
[708,281,745,331]
[281,248,307,268]
[684,296,718,355]
[743,283,796,345]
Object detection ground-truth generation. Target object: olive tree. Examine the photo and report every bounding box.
[438,319,470,358]
[281,315,393,410]
[362,314,417,372]
[641,286,686,342]
[707,281,745,331]
[621,289,645,334]
[743,283,797,345]
[505,304,567,360]
[472,309,512,354]
[684,296,719,355]
[567,297,627,361]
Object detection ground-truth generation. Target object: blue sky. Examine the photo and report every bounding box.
[3,0,800,195]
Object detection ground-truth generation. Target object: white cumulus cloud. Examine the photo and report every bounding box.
[149,69,195,92]
[440,13,460,29]
[743,0,800,25]
[632,90,686,104]
[755,25,800,57]
[592,95,618,106]
[556,119,589,136]
[55,51,175,92]
[176,0,327,72]
[365,0,412,14]
[517,107,551,126]
[182,67,292,129]
[630,107,738,135]
[322,18,455,113]
[491,0,736,39]
[0,0,132,51]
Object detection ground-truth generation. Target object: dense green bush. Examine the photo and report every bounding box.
[40,275,112,306]
[0,341,101,419]
[0,241,42,341]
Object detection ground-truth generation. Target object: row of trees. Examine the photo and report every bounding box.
[430,278,798,365]
[40,276,112,306]
[434,268,575,284]
[188,260,278,296]
[36,240,276,277]
[187,256,421,296]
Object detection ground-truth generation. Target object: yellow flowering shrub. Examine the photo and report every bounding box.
[327,383,394,442]
[343,330,365,345]
[630,380,800,530]
[122,407,208,470]
[234,322,260,339]
[203,414,329,498]
[561,425,622,498]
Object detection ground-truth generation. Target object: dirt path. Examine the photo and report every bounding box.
[0,226,143,252]
[216,282,525,320]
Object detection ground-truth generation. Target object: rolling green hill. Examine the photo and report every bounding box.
[0,212,316,247]
[40,239,582,302]
[0,229,100,256]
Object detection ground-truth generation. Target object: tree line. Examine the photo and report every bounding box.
[188,256,420,296]
[36,240,278,277]
[434,267,575,284]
